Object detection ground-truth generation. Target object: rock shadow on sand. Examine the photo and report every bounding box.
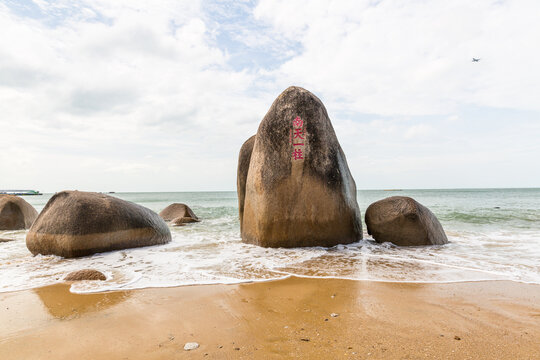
[33,283,130,319]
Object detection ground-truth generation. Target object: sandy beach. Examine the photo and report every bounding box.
[1,277,539,359]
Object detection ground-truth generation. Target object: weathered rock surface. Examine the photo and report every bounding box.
[26,191,171,258]
[0,195,38,230]
[365,196,448,246]
[159,203,199,224]
[237,135,255,231]
[65,269,106,281]
[239,86,362,247]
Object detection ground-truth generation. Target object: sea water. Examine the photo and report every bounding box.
[0,189,539,293]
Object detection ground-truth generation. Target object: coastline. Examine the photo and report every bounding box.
[1,277,539,359]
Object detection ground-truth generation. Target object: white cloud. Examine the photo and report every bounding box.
[255,0,540,115]
[0,0,539,192]
[404,124,433,140]
[0,1,268,191]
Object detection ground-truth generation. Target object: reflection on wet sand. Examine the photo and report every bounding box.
[34,283,130,319]
[277,254,496,282]
[277,254,430,279]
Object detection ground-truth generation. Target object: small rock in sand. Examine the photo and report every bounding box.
[330,313,339,317]
[454,336,461,341]
[65,269,106,281]
[184,342,199,351]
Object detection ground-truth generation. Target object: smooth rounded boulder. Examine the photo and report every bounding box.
[26,191,171,258]
[159,203,199,224]
[65,269,106,281]
[237,135,255,230]
[240,86,362,248]
[0,195,38,230]
[365,196,448,246]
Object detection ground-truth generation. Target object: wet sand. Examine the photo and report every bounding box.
[1,277,539,359]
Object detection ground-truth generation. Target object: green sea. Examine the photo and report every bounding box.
[1,188,539,293]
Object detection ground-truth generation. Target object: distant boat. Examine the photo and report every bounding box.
[0,190,43,196]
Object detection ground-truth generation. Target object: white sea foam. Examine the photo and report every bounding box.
[1,226,539,294]
[1,190,539,293]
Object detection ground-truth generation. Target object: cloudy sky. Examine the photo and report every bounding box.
[1,0,539,192]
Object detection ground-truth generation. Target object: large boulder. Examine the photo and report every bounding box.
[240,86,362,248]
[237,135,255,231]
[26,191,171,258]
[0,195,38,230]
[365,196,448,246]
[159,203,199,225]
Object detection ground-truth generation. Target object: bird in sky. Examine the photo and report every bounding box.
[472,58,480,62]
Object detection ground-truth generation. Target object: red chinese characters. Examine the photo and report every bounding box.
[292,148,304,160]
[293,128,305,140]
[291,116,305,160]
